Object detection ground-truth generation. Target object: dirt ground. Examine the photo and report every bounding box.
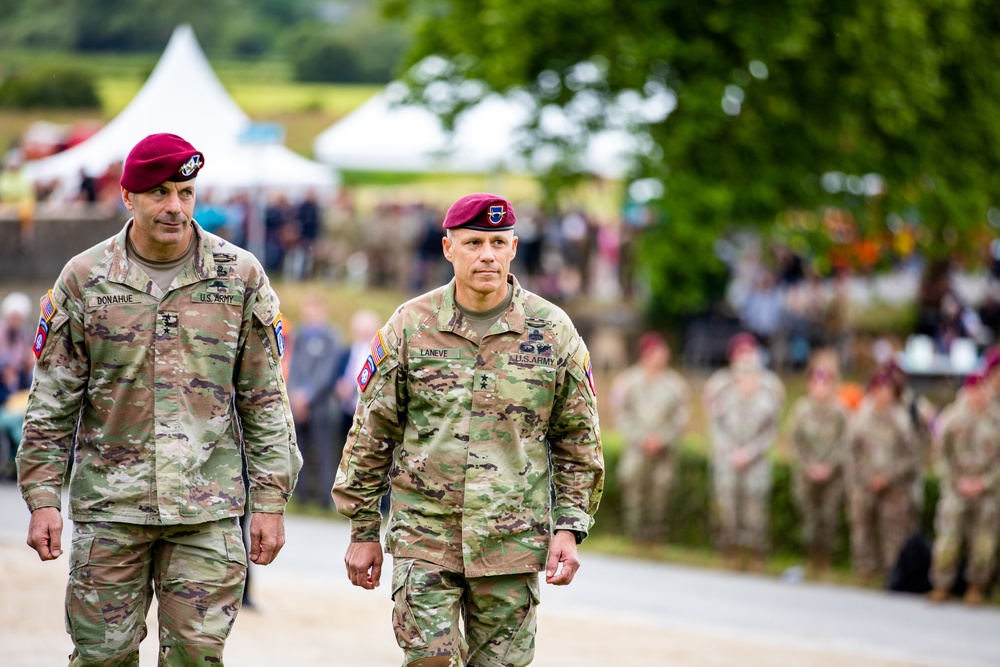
[0,541,926,667]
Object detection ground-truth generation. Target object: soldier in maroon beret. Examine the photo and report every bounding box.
[336,191,604,666]
[18,133,301,664]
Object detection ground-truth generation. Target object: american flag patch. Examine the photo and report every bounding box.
[370,331,387,366]
[40,290,57,322]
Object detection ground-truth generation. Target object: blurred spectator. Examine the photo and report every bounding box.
[334,309,382,455]
[287,294,343,509]
[78,168,97,203]
[788,350,849,573]
[286,190,322,280]
[0,292,34,391]
[739,271,785,358]
[610,332,690,544]
[703,333,786,571]
[264,193,296,272]
[0,292,34,466]
[193,191,229,235]
[845,369,918,582]
[0,152,37,248]
[784,271,829,368]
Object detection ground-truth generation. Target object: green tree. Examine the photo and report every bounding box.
[384,0,1000,320]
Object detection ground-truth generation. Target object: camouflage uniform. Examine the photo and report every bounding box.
[788,396,849,559]
[703,366,785,555]
[930,399,1000,591]
[614,365,690,543]
[845,401,916,577]
[334,276,603,667]
[17,221,301,665]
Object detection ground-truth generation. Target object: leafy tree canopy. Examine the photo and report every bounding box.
[384,0,1000,319]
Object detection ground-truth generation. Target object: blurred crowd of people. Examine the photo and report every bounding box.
[610,331,1000,604]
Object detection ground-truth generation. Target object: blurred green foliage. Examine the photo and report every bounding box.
[0,0,409,83]
[0,66,99,108]
[384,0,1000,319]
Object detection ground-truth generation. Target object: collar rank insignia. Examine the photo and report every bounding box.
[370,330,387,366]
[272,314,285,357]
[357,354,376,392]
[487,205,505,225]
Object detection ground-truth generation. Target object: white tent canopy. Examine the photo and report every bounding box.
[313,86,643,179]
[25,24,335,192]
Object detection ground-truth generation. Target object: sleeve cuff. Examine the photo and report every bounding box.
[553,507,593,539]
[23,485,62,513]
[350,518,383,542]
[248,490,289,514]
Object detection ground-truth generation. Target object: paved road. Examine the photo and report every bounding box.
[1,481,997,667]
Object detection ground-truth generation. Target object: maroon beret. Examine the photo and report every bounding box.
[443,193,516,231]
[637,331,668,357]
[727,332,759,361]
[120,133,204,193]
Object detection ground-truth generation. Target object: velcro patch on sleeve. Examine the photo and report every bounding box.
[272,313,285,357]
[357,354,376,392]
[32,317,50,359]
[370,331,387,367]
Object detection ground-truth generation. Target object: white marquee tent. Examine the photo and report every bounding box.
[25,24,335,192]
[312,87,644,179]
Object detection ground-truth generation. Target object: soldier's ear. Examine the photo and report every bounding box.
[121,187,134,211]
[441,235,453,262]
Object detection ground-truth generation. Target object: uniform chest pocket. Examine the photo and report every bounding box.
[495,361,557,421]
[83,295,156,359]
[180,290,245,365]
[407,356,472,413]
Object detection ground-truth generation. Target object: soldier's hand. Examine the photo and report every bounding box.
[545,530,580,586]
[27,506,63,561]
[249,512,286,565]
[345,541,383,590]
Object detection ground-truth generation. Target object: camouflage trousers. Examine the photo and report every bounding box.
[713,466,771,554]
[793,473,844,556]
[65,518,247,666]
[931,491,1000,590]
[618,445,676,543]
[391,558,539,667]
[848,484,913,577]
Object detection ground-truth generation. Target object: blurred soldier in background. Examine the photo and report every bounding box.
[611,332,690,544]
[287,293,342,510]
[704,333,785,571]
[788,349,849,573]
[845,369,917,582]
[928,373,1000,605]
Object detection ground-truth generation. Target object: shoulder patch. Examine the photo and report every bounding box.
[32,317,50,359]
[272,314,285,357]
[40,290,57,322]
[585,352,596,396]
[357,355,376,391]
[370,330,387,367]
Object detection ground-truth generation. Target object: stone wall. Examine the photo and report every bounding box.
[0,209,128,283]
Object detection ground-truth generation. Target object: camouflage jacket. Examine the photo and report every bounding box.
[934,399,1000,494]
[17,221,301,525]
[703,367,785,471]
[845,401,916,489]
[789,396,849,472]
[333,276,604,578]
[614,366,690,450]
